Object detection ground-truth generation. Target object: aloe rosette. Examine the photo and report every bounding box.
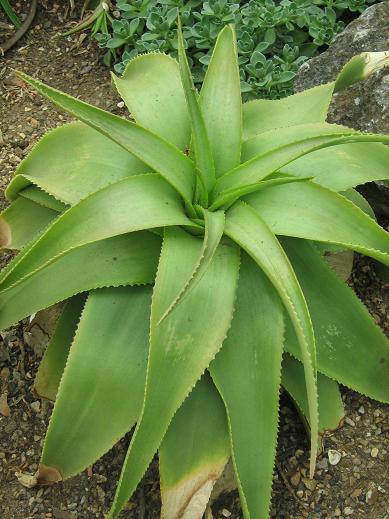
[1,25,389,519]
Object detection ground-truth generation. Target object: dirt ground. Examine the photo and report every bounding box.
[0,2,388,518]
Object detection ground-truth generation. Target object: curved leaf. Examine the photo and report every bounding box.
[282,354,344,436]
[245,182,389,266]
[199,25,241,177]
[242,83,334,140]
[177,19,215,199]
[159,375,229,519]
[37,286,151,482]
[0,232,160,331]
[112,53,191,150]
[158,209,225,323]
[34,295,87,401]
[6,122,148,205]
[214,123,389,200]
[210,253,284,519]
[0,197,57,251]
[108,228,240,519]
[17,73,196,206]
[334,51,389,92]
[19,186,68,212]
[224,202,318,477]
[282,237,389,403]
[280,142,389,193]
[209,174,311,212]
[0,174,192,290]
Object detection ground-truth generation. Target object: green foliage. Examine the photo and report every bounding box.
[0,0,22,28]
[2,26,389,519]
[93,0,377,99]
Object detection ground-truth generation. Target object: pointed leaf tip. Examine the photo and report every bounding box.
[335,51,389,92]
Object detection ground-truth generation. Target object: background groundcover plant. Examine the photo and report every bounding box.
[92,0,379,99]
[0,22,389,519]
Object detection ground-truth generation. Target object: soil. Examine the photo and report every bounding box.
[0,2,388,519]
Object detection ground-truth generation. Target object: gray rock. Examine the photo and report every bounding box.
[295,2,389,215]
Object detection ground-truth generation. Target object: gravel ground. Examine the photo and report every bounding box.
[0,2,388,518]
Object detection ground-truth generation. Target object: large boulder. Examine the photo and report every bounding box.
[295,2,389,215]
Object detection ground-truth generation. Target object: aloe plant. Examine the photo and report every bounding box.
[1,25,389,519]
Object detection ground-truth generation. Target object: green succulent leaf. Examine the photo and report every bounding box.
[159,374,230,519]
[19,186,68,212]
[0,197,57,251]
[108,227,240,518]
[246,182,389,266]
[34,295,87,401]
[224,202,318,477]
[214,123,389,201]
[283,238,389,403]
[177,18,215,200]
[210,253,284,519]
[37,286,151,483]
[210,174,311,212]
[6,122,148,205]
[17,73,196,206]
[282,354,345,437]
[199,25,242,177]
[242,83,334,139]
[342,188,376,220]
[334,51,389,93]
[112,53,191,150]
[0,232,160,331]
[158,208,225,323]
[280,142,389,192]
[0,175,191,290]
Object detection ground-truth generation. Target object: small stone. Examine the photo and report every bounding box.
[30,401,40,413]
[117,101,125,108]
[350,488,362,499]
[345,417,355,427]
[296,490,304,498]
[221,509,231,517]
[370,447,379,458]
[316,458,328,470]
[302,477,316,491]
[334,508,341,516]
[358,406,365,414]
[366,489,379,505]
[344,507,354,515]
[328,449,342,465]
[290,471,301,487]
[29,117,39,128]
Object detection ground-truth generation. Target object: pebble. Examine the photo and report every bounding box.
[328,449,342,465]
[302,477,316,491]
[370,447,379,458]
[30,401,40,413]
[290,471,301,487]
[344,507,354,515]
[345,417,355,427]
[221,509,231,517]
